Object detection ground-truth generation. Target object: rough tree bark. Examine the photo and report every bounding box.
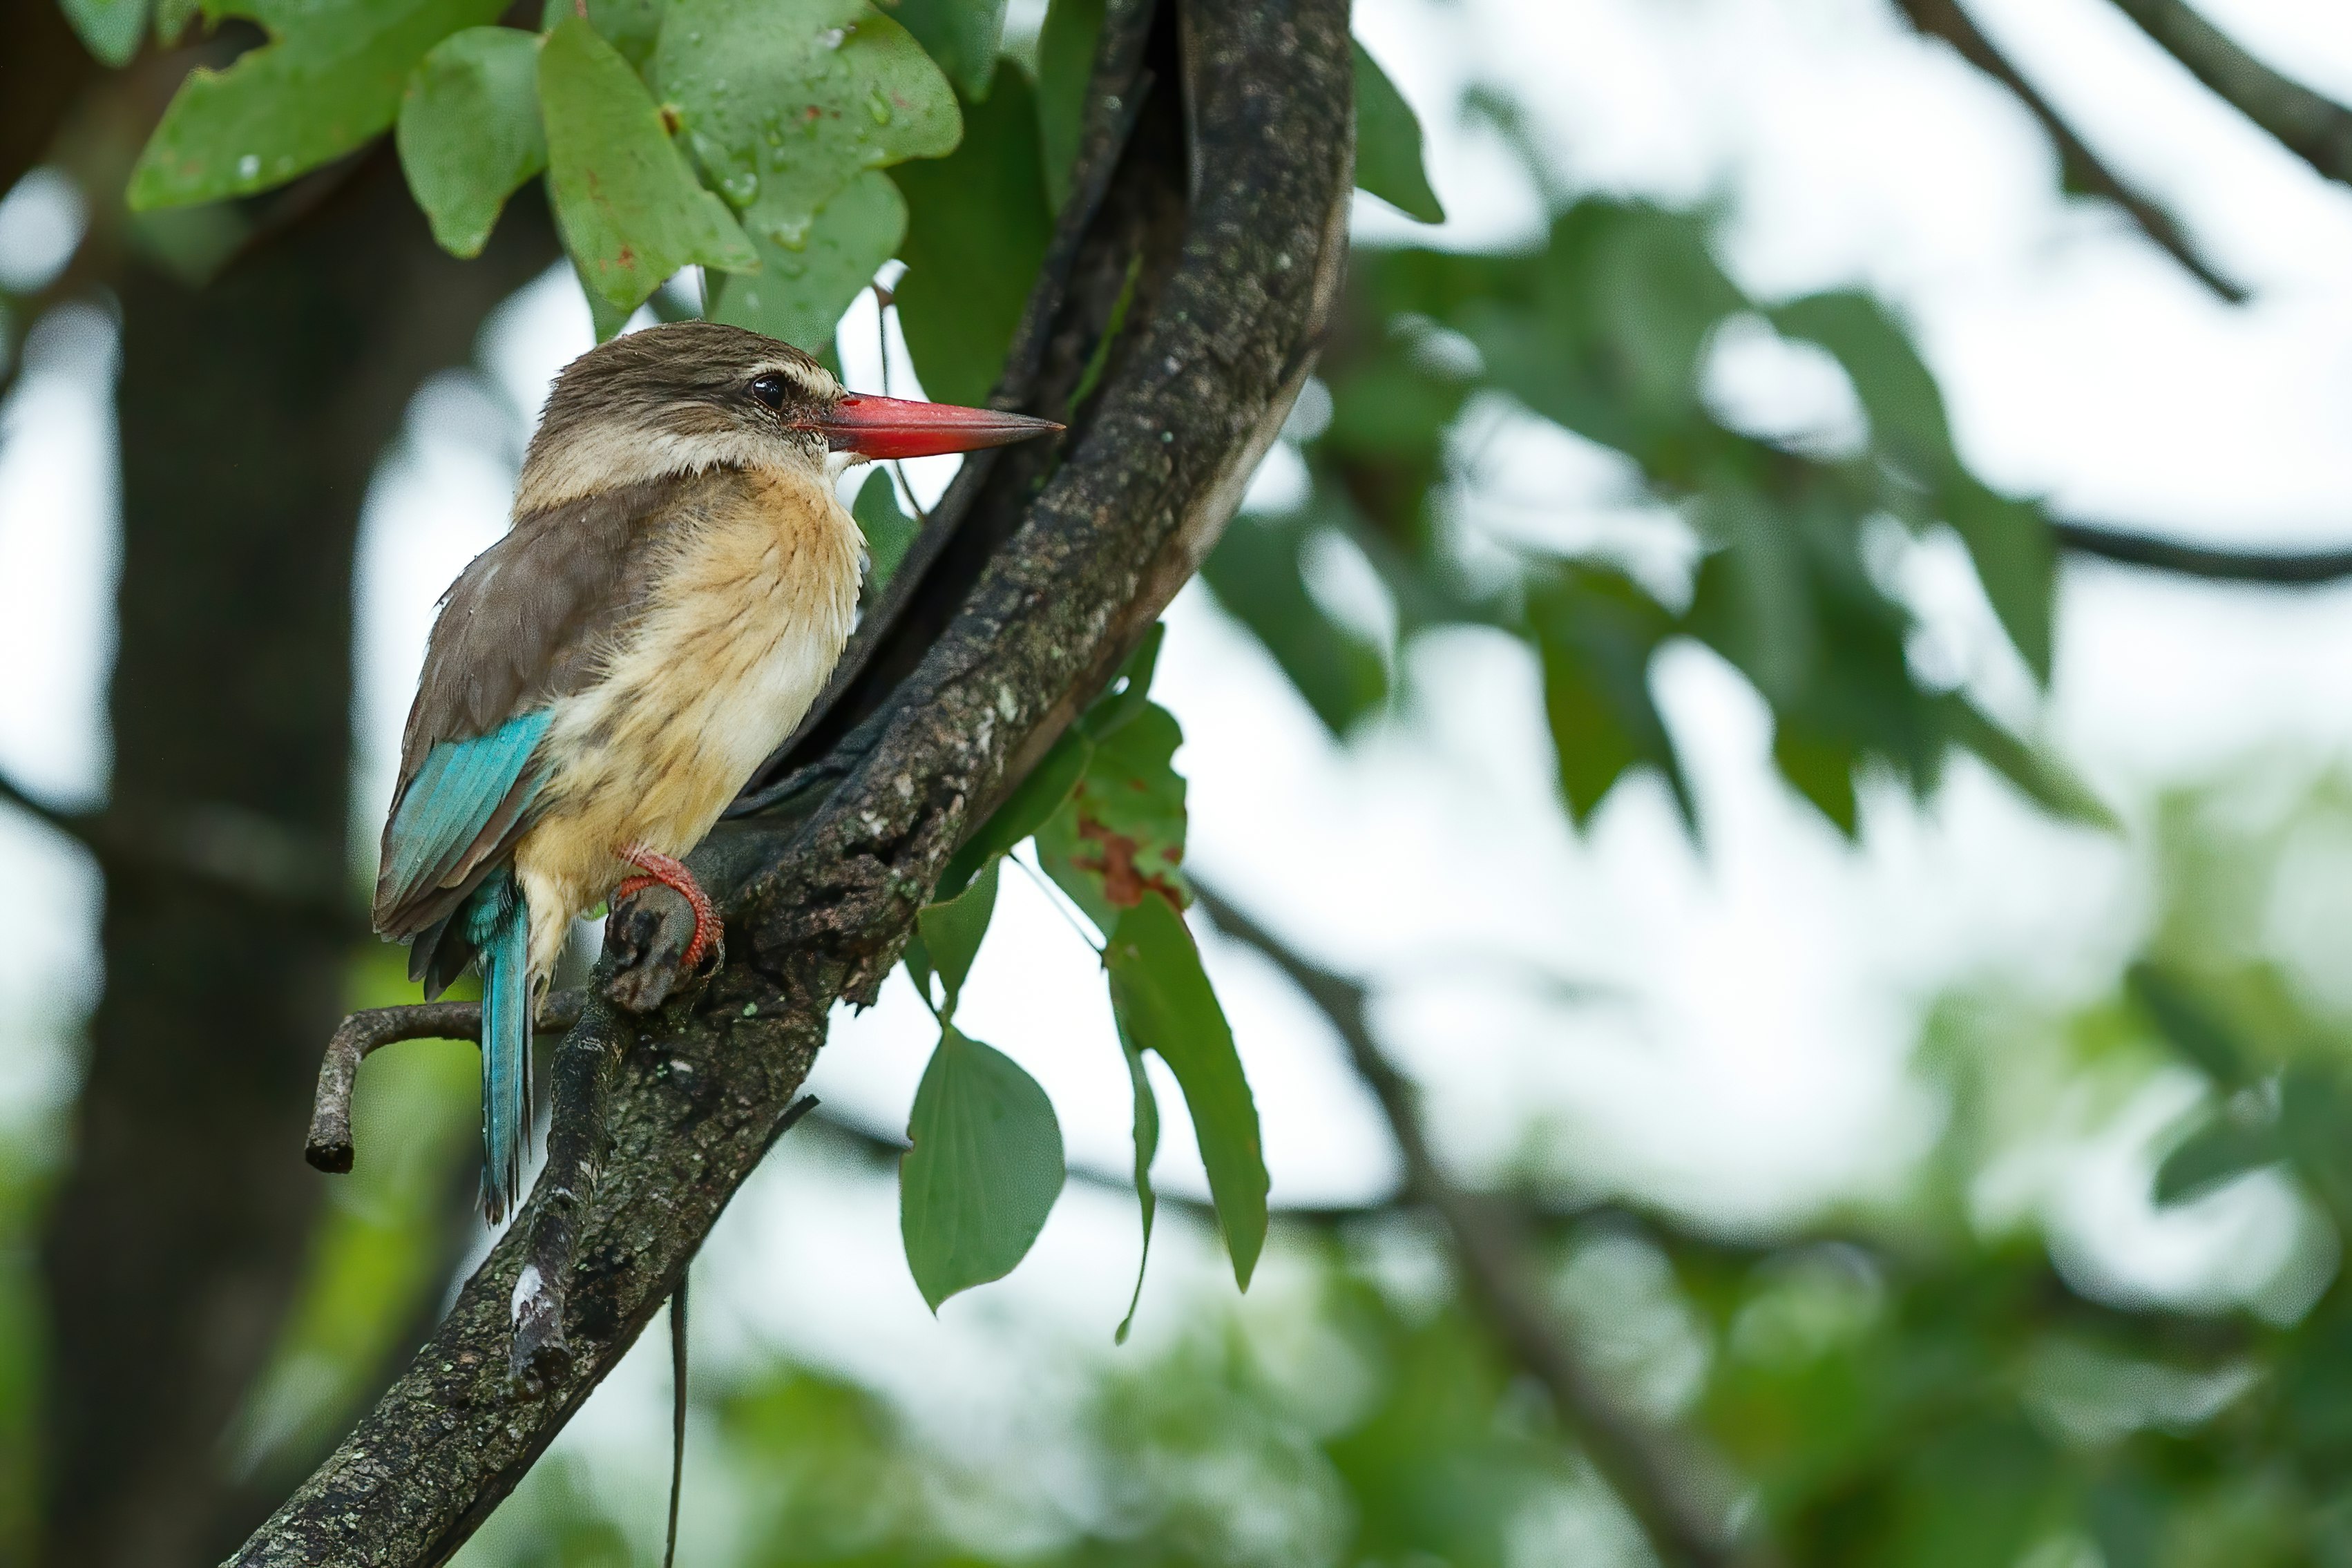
[37,158,553,1568]
[229,0,1350,1559]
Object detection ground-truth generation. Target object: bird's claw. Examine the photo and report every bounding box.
[615,848,721,968]
[605,860,723,1015]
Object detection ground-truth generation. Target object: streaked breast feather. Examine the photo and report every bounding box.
[513,465,860,935]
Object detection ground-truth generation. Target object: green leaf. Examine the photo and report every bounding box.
[1064,249,1139,418]
[1202,512,1388,735]
[1526,564,1694,834]
[155,0,200,46]
[890,60,1050,407]
[874,0,1006,101]
[1351,39,1443,224]
[707,167,905,352]
[653,0,959,250]
[1940,697,2116,832]
[1033,0,1102,213]
[1773,720,1860,839]
[1940,477,2056,685]
[900,1026,1065,1310]
[1105,894,1267,1290]
[1681,510,1818,711]
[2154,1112,2282,1206]
[1113,1021,1158,1344]
[63,0,148,67]
[575,262,637,343]
[1463,201,1745,461]
[128,0,510,209]
[395,26,544,259]
[915,856,997,1018]
[1079,622,1165,741]
[851,466,919,595]
[539,0,665,68]
[1038,700,1188,933]
[539,14,756,312]
[2277,1064,2352,1216]
[1772,291,1956,475]
[2127,962,2252,1087]
[901,926,934,1007]
[937,727,1092,899]
[1771,291,2056,682]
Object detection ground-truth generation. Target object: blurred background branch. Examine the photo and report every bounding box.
[2054,519,2352,584]
[1197,886,1761,1568]
[3,0,2352,1562]
[2107,0,2352,187]
[1889,0,2245,301]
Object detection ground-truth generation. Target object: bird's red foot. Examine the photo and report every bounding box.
[614,848,720,973]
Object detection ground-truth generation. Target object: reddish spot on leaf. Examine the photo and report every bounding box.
[1074,815,1182,910]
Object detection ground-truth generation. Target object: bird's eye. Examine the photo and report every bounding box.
[749,373,789,410]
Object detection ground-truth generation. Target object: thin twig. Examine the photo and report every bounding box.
[0,764,362,931]
[1008,848,1107,955]
[1194,886,1763,1568]
[664,1272,687,1568]
[872,280,930,528]
[0,765,94,847]
[303,991,588,1174]
[2054,520,2352,583]
[801,1097,1401,1225]
[1890,0,2245,302]
[2106,0,2352,188]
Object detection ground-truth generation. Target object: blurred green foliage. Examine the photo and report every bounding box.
[1205,198,2103,841]
[412,765,2352,1566]
[32,2,2352,1562]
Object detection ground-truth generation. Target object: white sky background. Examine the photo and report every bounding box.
[8,0,2352,1547]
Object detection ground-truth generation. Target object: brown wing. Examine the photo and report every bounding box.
[373,471,710,941]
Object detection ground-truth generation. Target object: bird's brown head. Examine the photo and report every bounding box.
[513,321,1062,515]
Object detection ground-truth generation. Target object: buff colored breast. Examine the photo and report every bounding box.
[510,463,862,977]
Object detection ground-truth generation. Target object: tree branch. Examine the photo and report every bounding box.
[0,765,362,933]
[1192,887,1764,1568]
[2105,0,2352,188]
[2054,519,2352,582]
[231,0,1352,1558]
[1889,0,2245,302]
[303,991,589,1174]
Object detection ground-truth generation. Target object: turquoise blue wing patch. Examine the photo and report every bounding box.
[380,709,554,920]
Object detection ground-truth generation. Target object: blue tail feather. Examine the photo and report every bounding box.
[467,872,532,1224]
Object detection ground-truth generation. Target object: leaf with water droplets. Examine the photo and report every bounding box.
[541,15,756,312]
[873,0,1006,102]
[707,166,903,352]
[652,0,959,251]
[538,0,666,68]
[129,0,509,209]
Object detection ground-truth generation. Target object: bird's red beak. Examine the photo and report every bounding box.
[813,394,1064,461]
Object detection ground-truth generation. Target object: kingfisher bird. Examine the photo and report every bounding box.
[372,321,1058,1223]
